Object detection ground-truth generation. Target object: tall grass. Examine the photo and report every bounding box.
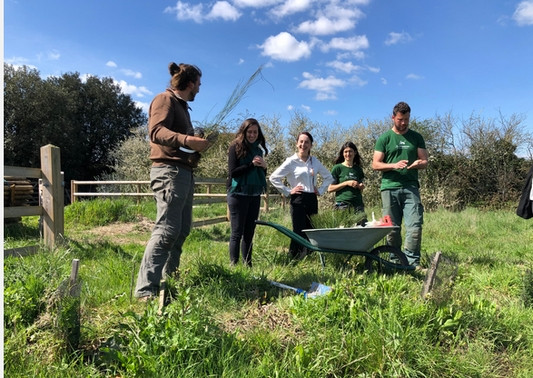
[65,198,155,228]
[3,199,533,377]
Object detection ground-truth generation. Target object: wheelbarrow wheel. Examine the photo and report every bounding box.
[365,245,408,273]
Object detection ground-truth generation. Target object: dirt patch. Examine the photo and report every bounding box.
[220,302,304,342]
[85,217,154,245]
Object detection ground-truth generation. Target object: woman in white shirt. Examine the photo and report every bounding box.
[269,132,333,258]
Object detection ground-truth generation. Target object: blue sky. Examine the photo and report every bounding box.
[4,0,533,137]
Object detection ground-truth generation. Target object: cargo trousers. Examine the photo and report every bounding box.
[381,186,424,266]
[135,165,194,298]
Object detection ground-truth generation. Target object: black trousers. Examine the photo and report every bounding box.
[289,192,318,257]
[227,193,261,266]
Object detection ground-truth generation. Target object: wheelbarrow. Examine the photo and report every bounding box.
[255,220,414,272]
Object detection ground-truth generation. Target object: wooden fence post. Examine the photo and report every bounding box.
[421,251,442,299]
[69,259,80,295]
[40,144,64,248]
[70,180,77,203]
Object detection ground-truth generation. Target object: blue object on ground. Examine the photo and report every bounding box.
[268,280,331,299]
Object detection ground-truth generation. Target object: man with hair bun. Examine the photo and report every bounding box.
[135,62,211,300]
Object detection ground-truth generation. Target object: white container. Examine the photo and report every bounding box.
[303,226,398,252]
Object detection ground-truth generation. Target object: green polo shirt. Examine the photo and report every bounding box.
[330,163,364,208]
[375,129,426,190]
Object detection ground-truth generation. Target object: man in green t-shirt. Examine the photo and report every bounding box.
[372,102,428,268]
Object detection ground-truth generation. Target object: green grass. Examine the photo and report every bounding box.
[4,199,533,377]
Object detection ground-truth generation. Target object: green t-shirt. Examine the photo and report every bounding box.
[330,163,364,208]
[374,129,426,190]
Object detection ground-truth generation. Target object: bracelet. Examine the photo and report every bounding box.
[184,135,189,147]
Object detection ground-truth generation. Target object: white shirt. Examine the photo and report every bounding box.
[269,153,333,197]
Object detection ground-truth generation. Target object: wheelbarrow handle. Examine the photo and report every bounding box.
[268,280,306,295]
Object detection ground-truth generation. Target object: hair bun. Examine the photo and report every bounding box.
[168,62,180,76]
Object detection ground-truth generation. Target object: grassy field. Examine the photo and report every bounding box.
[3,199,533,377]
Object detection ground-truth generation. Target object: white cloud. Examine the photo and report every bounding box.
[5,56,35,70]
[116,79,153,98]
[207,1,242,21]
[80,73,93,83]
[120,69,142,79]
[271,0,312,18]
[406,73,423,80]
[381,77,387,85]
[165,0,243,22]
[294,2,366,35]
[323,2,365,21]
[513,1,533,25]
[106,61,143,79]
[233,0,279,8]
[384,31,413,46]
[135,101,150,114]
[295,15,355,35]
[346,0,370,5]
[287,104,294,111]
[298,71,346,100]
[322,35,369,53]
[47,50,60,60]
[301,104,311,112]
[348,75,367,87]
[326,60,362,74]
[164,1,204,23]
[259,32,312,62]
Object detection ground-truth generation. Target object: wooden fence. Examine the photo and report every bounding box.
[70,178,229,204]
[4,146,286,257]
[70,178,285,217]
[4,145,64,255]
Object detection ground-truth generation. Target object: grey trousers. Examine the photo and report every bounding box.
[381,187,424,266]
[135,165,194,297]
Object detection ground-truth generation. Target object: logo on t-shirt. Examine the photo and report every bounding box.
[397,140,410,150]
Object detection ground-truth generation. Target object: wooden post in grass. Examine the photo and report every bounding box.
[421,251,442,299]
[69,259,80,296]
[60,259,81,351]
[158,279,167,315]
[40,144,64,249]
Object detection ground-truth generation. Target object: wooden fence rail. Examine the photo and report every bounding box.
[70,178,285,213]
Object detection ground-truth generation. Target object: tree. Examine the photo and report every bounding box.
[102,126,151,184]
[4,65,50,167]
[3,64,147,183]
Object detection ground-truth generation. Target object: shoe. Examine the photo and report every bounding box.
[137,295,155,302]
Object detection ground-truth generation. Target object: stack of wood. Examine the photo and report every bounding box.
[4,177,35,207]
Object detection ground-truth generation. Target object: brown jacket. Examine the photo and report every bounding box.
[148,89,199,169]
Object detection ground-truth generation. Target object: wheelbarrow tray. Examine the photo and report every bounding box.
[303,226,397,252]
[256,220,414,272]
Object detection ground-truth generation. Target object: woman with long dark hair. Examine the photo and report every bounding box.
[227,118,268,267]
[328,141,366,215]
